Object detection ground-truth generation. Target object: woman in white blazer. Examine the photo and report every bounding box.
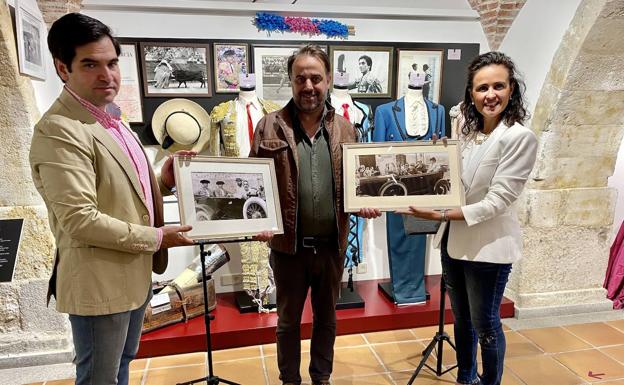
[399,52,537,385]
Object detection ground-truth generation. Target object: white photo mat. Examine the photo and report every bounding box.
[174,156,283,241]
[343,141,465,211]
[15,0,46,80]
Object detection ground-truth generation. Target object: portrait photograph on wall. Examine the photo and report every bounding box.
[15,0,46,80]
[140,42,212,97]
[116,43,144,123]
[329,46,393,98]
[396,49,444,102]
[174,156,283,241]
[214,43,249,93]
[343,141,464,211]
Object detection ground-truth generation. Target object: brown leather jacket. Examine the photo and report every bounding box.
[249,100,357,256]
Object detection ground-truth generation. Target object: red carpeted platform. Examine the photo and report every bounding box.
[137,275,515,358]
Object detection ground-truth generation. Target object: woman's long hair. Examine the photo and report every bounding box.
[460,51,529,136]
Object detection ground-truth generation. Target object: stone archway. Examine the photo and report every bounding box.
[507,0,624,316]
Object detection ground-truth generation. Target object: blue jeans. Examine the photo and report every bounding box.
[68,292,150,385]
[441,233,511,385]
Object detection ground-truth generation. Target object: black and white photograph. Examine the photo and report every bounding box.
[329,46,393,98]
[396,49,444,102]
[343,142,465,211]
[15,1,46,80]
[253,45,327,106]
[354,152,450,198]
[191,172,267,221]
[174,156,283,241]
[214,43,248,93]
[140,42,212,97]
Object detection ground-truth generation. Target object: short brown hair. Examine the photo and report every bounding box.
[287,44,330,78]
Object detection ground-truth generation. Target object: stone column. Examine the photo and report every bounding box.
[507,0,624,317]
[0,0,71,369]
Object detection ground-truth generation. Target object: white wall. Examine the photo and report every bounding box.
[498,0,583,117]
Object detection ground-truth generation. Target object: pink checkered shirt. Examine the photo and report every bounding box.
[65,86,163,248]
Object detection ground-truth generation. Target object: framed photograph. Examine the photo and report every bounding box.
[343,141,464,212]
[15,0,46,80]
[174,156,283,241]
[396,49,444,103]
[116,43,144,123]
[329,46,393,98]
[214,43,249,93]
[252,45,326,106]
[139,42,212,97]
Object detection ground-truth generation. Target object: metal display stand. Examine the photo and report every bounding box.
[177,240,245,385]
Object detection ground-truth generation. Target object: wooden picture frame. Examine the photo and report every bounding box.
[213,43,249,93]
[140,42,212,97]
[174,156,283,241]
[15,0,46,80]
[329,45,394,98]
[343,141,464,211]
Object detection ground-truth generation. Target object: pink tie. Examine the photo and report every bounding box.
[342,103,350,121]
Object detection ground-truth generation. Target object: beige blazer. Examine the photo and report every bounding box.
[434,121,538,264]
[30,89,169,316]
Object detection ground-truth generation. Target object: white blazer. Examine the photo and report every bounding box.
[434,121,538,264]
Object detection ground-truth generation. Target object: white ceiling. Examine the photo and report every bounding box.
[214,0,472,10]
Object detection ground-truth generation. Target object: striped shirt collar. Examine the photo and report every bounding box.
[64,85,120,130]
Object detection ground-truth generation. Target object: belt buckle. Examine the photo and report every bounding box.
[302,237,316,248]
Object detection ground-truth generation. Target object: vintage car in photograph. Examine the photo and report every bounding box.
[357,169,450,197]
[194,194,267,221]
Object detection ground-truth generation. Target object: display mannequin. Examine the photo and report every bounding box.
[329,75,373,306]
[209,74,281,312]
[373,75,445,305]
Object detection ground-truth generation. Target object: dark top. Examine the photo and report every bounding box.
[290,104,337,238]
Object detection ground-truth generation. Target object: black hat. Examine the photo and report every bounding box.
[216,181,225,185]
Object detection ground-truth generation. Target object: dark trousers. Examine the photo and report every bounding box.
[270,246,344,384]
[441,230,512,385]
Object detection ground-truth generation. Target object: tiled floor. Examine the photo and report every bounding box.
[25,320,624,385]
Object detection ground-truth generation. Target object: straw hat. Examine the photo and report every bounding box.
[151,98,210,153]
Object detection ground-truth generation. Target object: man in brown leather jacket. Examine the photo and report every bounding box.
[250,45,379,385]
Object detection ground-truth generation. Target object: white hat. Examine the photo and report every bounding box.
[151,98,210,153]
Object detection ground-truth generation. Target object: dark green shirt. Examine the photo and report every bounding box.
[291,106,337,238]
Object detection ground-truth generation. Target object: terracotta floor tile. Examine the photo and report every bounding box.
[411,325,454,341]
[554,349,624,382]
[364,329,415,344]
[149,351,206,368]
[422,339,457,367]
[212,345,261,362]
[372,341,427,372]
[519,326,592,353]
[601,345,624,364]
[332,346,386,377]
[129,357,148,372]
[211,358,266,384]
[129,370,144,385]
[43,381,74,385]
[332,373,395,384]
[506,355,584,385]
[505,331,544,358]
[262,339,310,357]
[389,367,456,384]
[335,333,367,348]
[143,365,206,385]
[593,380,624,385]
[24,383,44,385]
[564,323,624,347]
[606,320,624,333]
[501,368,525,385]
[264,352,310,385]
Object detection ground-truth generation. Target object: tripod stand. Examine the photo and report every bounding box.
[177,242,240,385]
[406,276,457,385]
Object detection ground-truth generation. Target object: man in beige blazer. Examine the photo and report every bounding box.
[29,13,194,385]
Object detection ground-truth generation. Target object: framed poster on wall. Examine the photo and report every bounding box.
[252,45,300,106]
[329,45,393,98]
[117,43,144,123]
[140,42,212,97]
[396,49,444,102]
[15,0,46,80]
[213,43,249,93]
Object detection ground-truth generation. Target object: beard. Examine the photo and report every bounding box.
[294,90,326,113]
